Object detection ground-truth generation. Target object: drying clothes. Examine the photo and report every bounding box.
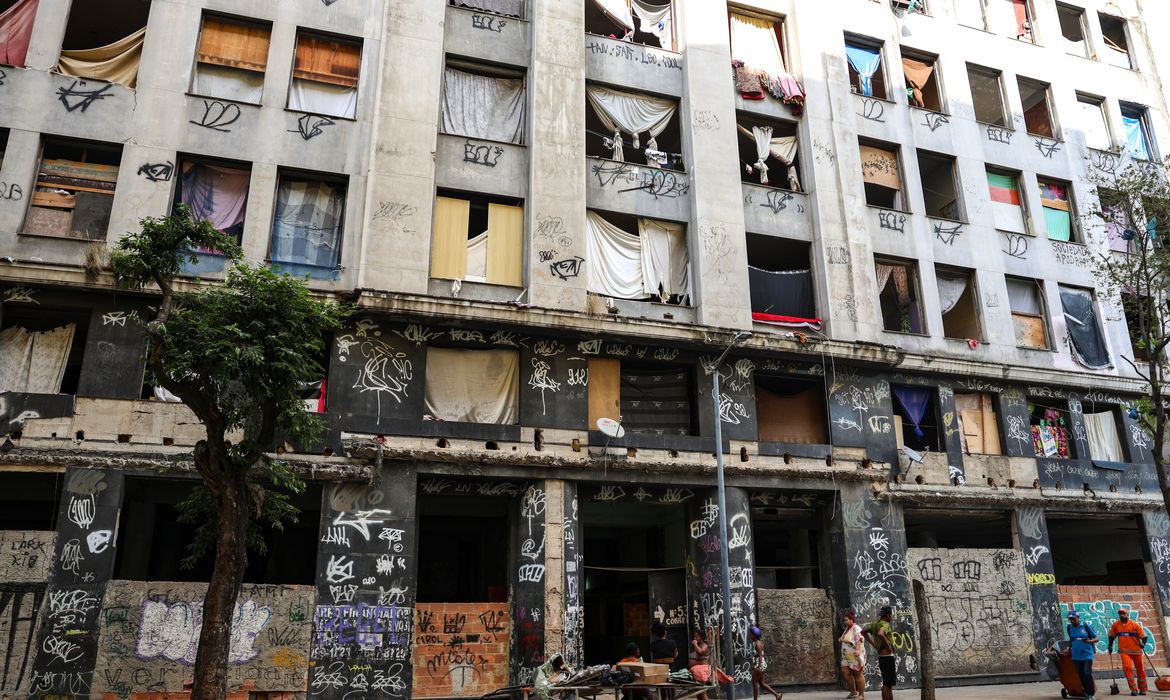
[441,67,525,144]
[591,0,634,31]
[271,179,345,272]
[1083,410,1124,462]
[179,162,250,236]
[738,125,800,190]
[423,348,519,424]
[748,266,816,321]
[452,0,523,17]
[586,85,677,161]
[902,57,934,108]
[936,276,968,315]
[0,324,75,394]
[57,26,146,88]
[728,12,805,105]
[987,171,1026,233]
[733,60,765,100]
[1032,424,1071,459]
[586,211,646,300]
[845,44,881,97]
[0,0,38,68]
[639,218,689,302]
[1059,287,1111,369]
[289,79,357,119]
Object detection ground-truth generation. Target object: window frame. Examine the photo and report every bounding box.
[1075,93,1113,151]
[1056,3,1089,58]
[23,137,123,241]
[966,63,1008,127]
[900,47,944,113]
[859,139,906,211]
[267,168,349,280]
[189,12,273,105]
[1098,12,1133,69]
[844,35,888,101]
[953,0,988,31]
[1011,0,1037,43]
[916,149,964,221]
[935,265,984,341]
[286,28,363,120]
[875,257,926,336]
[1120,103,1155,161]
[1037,176,1079,243]
[431,189,526,288]
[986,165,1029,234]
[1006,276,1051,350]
[1016,76,1058,139]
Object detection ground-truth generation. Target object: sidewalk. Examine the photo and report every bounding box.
[780,682,1156,700]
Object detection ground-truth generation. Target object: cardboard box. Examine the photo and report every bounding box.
[617,662,670,684]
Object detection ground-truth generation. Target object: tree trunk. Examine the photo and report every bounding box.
[913,579,935,700]
[190,469,250,700]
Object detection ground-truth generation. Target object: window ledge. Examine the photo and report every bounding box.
[943,336,987,344]
[757,442,832,459]
[428,277,524,302]
[583,31,678,56]
[441,131,526,148]
[996,228,1033,237]
[17,232,101,243]
[185,92,262,109]
[1049,237,1086,247]
[910,106,951,118]
[1027,133,1063,142]
[976,121,1013,131]
[851,92,896,104]
[867,204,911,215]
[448,3,527,22]
[1014,344,1054,353]
[586,154,686,175]
[881,329,929,338]
[284,106,357,122]
[928,216,968,225]
[587,430,723,453]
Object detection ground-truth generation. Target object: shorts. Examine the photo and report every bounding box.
[878,655,897,687]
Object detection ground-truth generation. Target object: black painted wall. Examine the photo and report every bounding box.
[510,483,547,685]
[1015,506,1062,677]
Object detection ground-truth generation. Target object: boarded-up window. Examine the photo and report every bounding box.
[620,363,694,436]
[431,192,523,287]
[1007,277,1048,349]
[23,139,121,240]
[588,357,621,427]
[755,375,828,444]
[860,142,902,209]
[954,392,1002,455]
[192,15,270,104]
[423,348,519,424]
[290,32,361,119]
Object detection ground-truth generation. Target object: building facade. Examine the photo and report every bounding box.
[1,0,1170,697]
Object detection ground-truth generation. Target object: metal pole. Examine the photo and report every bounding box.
[712,366,736,700]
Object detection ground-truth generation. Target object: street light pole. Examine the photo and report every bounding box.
[710,331,750,700]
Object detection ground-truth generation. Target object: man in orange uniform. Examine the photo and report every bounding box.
[1107,608,1149,696]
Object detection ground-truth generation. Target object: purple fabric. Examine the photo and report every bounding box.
[893,386,932,438]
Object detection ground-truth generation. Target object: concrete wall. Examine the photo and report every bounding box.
[0,531,54,697]
[757,588,836,686]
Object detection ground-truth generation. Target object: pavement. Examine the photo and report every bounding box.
[781,682,1168,700]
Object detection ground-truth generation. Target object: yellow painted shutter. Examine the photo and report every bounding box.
[486,202,523,286]
[588,358,621,427]
[431,196,470,280]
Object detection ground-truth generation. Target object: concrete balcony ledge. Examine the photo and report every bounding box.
[586,156,691,222]
[435,133,529,199]
[444,4,531,67]
[585,34,683,97]
[742,183,813,239]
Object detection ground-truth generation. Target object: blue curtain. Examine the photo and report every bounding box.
[1124,114,1151,160]
[893,386,932,438]
[846,45,882,97]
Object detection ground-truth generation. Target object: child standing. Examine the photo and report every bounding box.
[750,626,782,700]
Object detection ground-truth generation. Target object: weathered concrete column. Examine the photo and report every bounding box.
[543,480,566,664]
[511,483,548,685]
[1142,511,1170,653]
[309,465,418,700]
[526,0,588,312]
[1015,505,1062,678]
[562,482,584,668]
[29,468,124,699]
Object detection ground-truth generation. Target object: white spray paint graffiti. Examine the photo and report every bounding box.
[136,599,272,665]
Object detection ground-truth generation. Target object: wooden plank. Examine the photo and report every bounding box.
[587,358,621,426]
[31,190,76,208]
[22,206,72,236]
[1012,313,1048,348]
[40,159,119,183]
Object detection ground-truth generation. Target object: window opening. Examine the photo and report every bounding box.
[586,84,682,169]
[1027,397,1076,459]
[585,0,673,50]
[952,393,1002,455]
[937,266,981,340]
[892,384,941,451]
[1082,408,1126,462]
[1007,277,1049,349]
[1121,293,1153,362]
[270,170,347,281]
[423,347,520,424]
[0,304,88,394]
[585,210,690,305]
[192,14,271,104]
[967,64,1007,126]
[57,0,147,87]
[441,61,525,144]
[450,0,523,19]
[0,472,62,531]
[1038,177,1075,242]
[746,235,817,328]
[752,504,822,589]
[1057,4,1088,57]
[1121,104,1153,160]
[728,11,804,108]
[0,127,8,169]
[905,509,1013,548]
[986,166,1027,233]
[1075,94,1111,151]
[416,494,509,602]
[876,259,924,334]
[917,150,962,220]
[289,31,361,119]
[845,38,885,99]
[432,191,524,287]
[892,0,926,15]
[1047,514,1146,584]
[953,0,987,30]
[619,361,696,436]
[736,115,800,191]
[902,49,941,111]
[754,374,828,444]
[1011,0,1035,42]
[1059,285,1111,369]
[860,142,903,210]
[1018,77,1055,137]
[25,138,122,240]
[1099,14,1132,69]
[174,156,251,276]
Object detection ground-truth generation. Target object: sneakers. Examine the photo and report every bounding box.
[1139,692,1147,696]
[1132,692,1139,696]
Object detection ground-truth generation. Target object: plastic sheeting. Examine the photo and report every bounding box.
[453,0,523,18]
[289,79,357,119]
[1059,286,1111,369]
[1083,410,1124,462]
[179,162,249,235]
[845,44,881,97]
[586,85,677,161]
[57,26,146,88]
[423,348,519,424]
[441,67,525,144]
[271,179,345,272]
[0,0,38,68]
[0,324,75,394]
[1124,112,1151,161]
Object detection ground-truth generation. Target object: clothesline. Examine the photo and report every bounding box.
[585,127,683,160]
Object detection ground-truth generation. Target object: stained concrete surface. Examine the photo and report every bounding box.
[783,681,1146,700]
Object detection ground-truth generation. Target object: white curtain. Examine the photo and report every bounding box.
[441,68,525,144]
[288,79,357,119]
[424,348,519,424]
[0,324,75,394]
[466,231,488,283]
[738,125,800,190]
[591,0,634,31]
[453,0,523,18]
[587,211,646,299]
[632,0,672,49]
[639,218,689,301]
[937,276,969,315]
[586,85,677,161]
[193,63,264,104]
[1006,279,1042,315]
[1083,411,1124,462]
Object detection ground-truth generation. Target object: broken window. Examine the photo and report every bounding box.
[1039,177,1076,242]
[431,191,524,287]
[936,266,982,340]
[859,141,903,209]
[747,235,818,328]
[0,305,89,395]
[892,385,941,451]
[0,472,62,531]
[1047,514,1146,584]
[1075,94,1111,151]
[753,505,822,589]
[175,156,251,275]
[736,115,800,190]
[191,14,271,104]
[1010,0,1035,42]
[728,11,804,106]
[450,0,523,19]
[586,84,681,169]
[113,477,320,584]
[585,210,690,304]
[917,150,962,220]
[289,31,361,119]
[1059,285,1111,369]
[967,64,1007,126]
[902,49,942,111]
[905,509,1013,548]
[1083,408,1126,462]
[1121,104,1154,160]
[1057,4,1088,57]
[845,37,886,99]
[953,393,1002,455]
[754,374,828,444]
[585,0,673,50]
[1028,397,1076,459]
[24,138,121,240]
[416,494,509,601]
[269,171,347,280]
[1099,13,1132,69]
[986,167,1027,233]
[1018,77,1056,137]
[56,0,147,86]
[441,62,525,144]
[1007,277,1049,349]
[876,258,924,334]
[0,0,38,68]
[423,347,519,424]
[953,0,987,30]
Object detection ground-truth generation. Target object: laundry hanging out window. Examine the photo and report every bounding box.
[585,84,679,168]
[736,119,800,191]
[728,11,804,108]
[289,32,361,119]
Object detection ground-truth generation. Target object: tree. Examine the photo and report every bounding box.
[111,205,343,700]
[1088,158,1170,515]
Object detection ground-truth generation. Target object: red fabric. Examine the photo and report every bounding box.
[1012,0,1029,36]
[0,0,38,68]
[752,311,823,330]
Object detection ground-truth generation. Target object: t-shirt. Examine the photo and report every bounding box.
[1110,619,1147,653]
[1068,622,1097,661]
[650,637,678,662]
[864,620,893,655]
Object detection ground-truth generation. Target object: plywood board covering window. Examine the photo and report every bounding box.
[25,141,120,240]
[294,35,359,87]
[954,392,1002,455]
[1007,278,1048,349]
[588,358,621,427]
[755,376,827,444]
[193,15,270,104]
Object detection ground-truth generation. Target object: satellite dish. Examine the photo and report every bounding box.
[597,417,625,439]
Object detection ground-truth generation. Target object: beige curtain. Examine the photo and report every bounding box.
[875,263,911,308]
[902,57,934,108]
[441,68,526,144]
[57,27,147,88]
[860,145,901,190]
[729,12,786,76]
[424,348,519,424]
[431,197,470,280]
[486,203,523,286]
[0,324,75,393]
[1084,411,1124,461]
